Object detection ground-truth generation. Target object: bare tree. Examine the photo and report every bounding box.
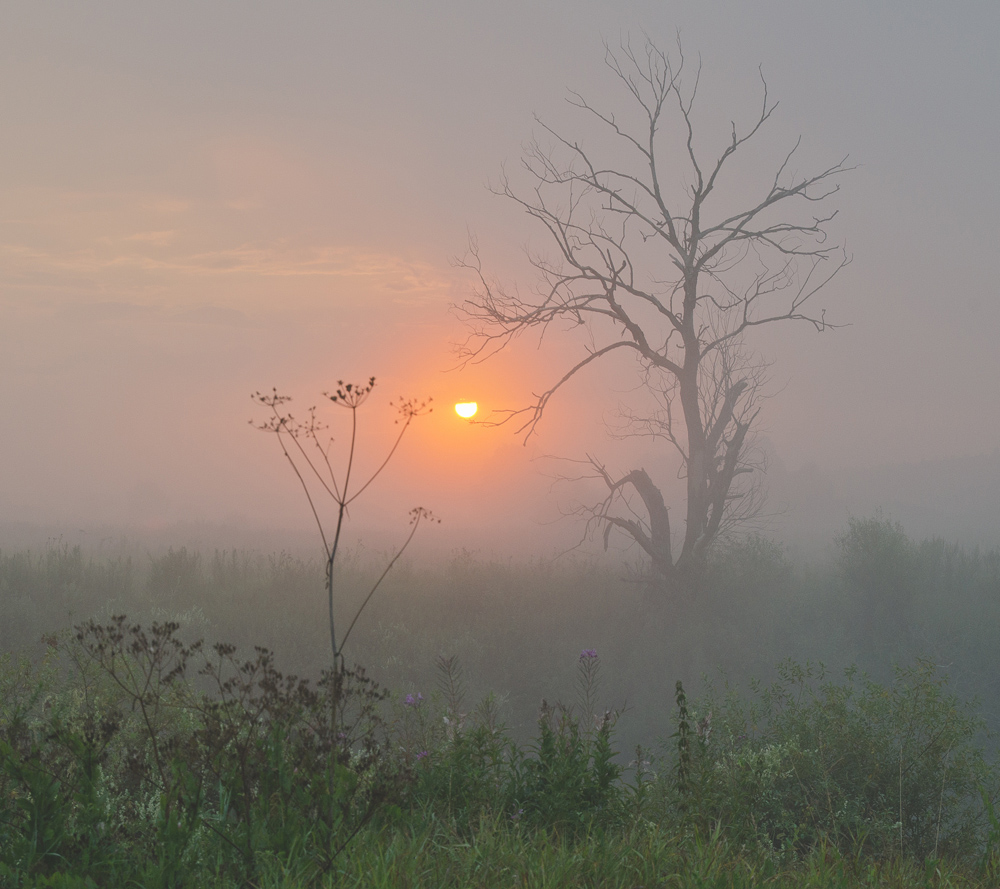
[460,37,850,588]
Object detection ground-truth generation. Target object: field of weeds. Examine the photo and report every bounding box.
[2,516,1000,886]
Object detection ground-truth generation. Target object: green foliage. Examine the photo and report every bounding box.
[1,625,999,886]
[9,514,1000,759]
[412,715,513,831]
[837,513,918,640]
[509,697,622,834]
[0,618,409,886]
[327,818,1000,888]
[674,658,995,862]
[5,516,1000,884]
[404,652,624,839]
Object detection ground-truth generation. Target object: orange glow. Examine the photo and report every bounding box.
[455,401,478,419]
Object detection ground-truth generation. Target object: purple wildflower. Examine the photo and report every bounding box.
[416,750,429,761]
[580,649,598,660]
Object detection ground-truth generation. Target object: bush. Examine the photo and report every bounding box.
[406,651,624,836]
[3,616,999,883]
[837,514,917,642]
[676,658,995,861]
[0,618,409,886]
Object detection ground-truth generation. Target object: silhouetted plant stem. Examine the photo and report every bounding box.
[327,500,347,662]
[251,379,434,662]
[253,378,436,870]
[339,508,433,655]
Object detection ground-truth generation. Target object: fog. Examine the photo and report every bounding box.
[8,10,1000,880]
[1,0,1000,734]
[1,2,998,562]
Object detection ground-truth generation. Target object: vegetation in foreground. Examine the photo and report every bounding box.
[4,514,999,752]
[1,611,999,887]
[3,515,1000,886]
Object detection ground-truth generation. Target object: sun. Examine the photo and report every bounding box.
[454,402,478,419]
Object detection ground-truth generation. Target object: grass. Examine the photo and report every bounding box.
[17,820,996,888]
[325,824,998,889]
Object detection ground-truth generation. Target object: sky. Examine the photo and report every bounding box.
[2,1,999,557]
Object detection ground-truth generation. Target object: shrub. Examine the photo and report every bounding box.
[405,651,624,836]
[837,514,917,641]
[0,618,409,886]
[675,658,995,861]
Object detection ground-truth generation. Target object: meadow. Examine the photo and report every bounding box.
[2,515,1000,887]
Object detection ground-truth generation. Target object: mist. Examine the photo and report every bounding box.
[5,11,1000,883]
[2,2,999,556]
[3,0,999,679]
